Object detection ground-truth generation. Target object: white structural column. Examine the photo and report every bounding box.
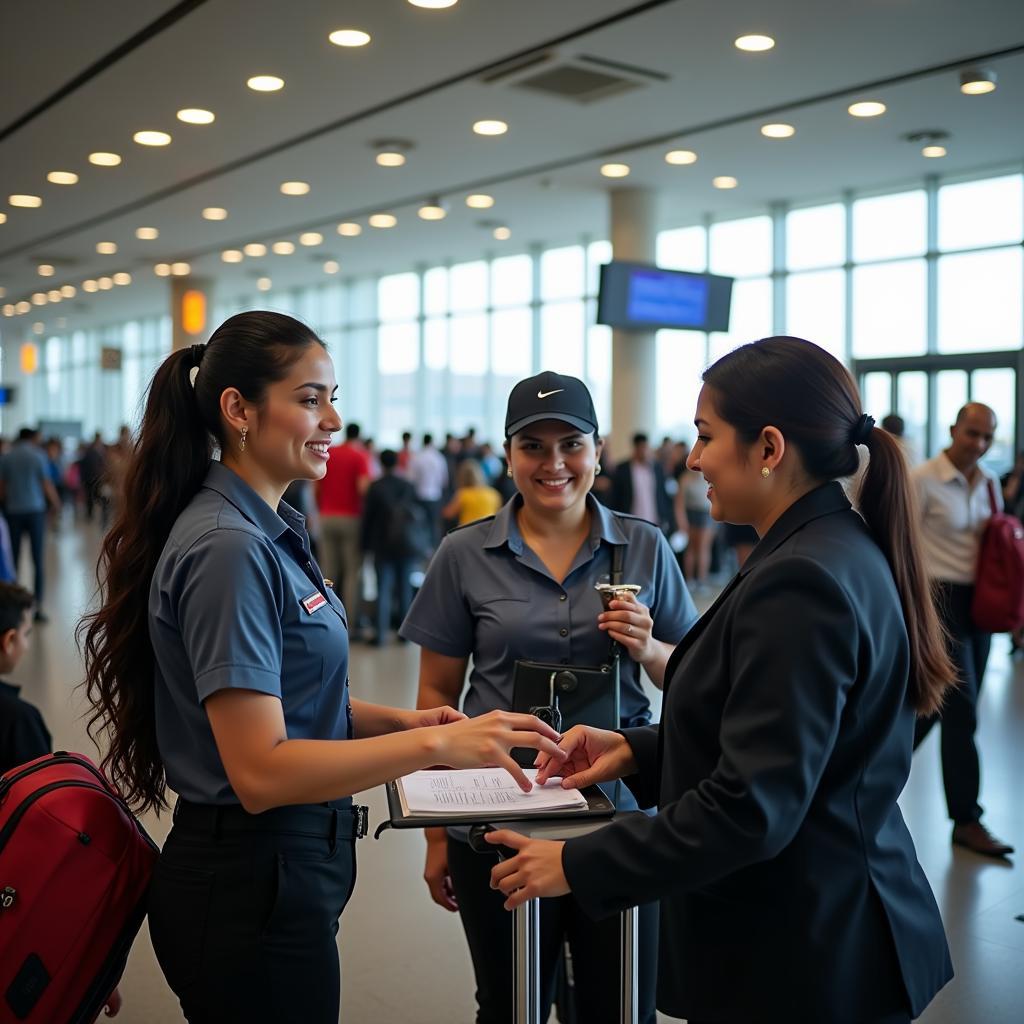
[609,187,657,457]
[170,276,214,352]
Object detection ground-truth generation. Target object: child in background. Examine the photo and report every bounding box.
[0,582,51,775]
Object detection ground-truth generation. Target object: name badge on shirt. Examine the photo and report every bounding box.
[302,591,327,614]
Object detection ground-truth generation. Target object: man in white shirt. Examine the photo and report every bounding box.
[911,403,1014,858]
[407,433,448,549]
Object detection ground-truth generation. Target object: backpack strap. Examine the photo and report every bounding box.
[611,542,624,586]
[986,477,999,516]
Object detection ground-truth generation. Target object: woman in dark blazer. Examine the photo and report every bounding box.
[487,336,955,1024]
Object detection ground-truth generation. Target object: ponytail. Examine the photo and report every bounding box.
[79,311,324,812]
[704,337,954,717]
[856,427,954,716]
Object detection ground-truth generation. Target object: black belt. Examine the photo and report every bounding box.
[174,799,369,841]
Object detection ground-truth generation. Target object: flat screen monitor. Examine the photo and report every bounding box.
[597,261,733,333]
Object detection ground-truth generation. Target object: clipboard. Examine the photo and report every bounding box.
[375,777,615,836]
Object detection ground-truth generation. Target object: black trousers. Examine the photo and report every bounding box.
[148,801,358,1024]
[913,581,992,824]
[447,836,658,1024]
[6,511,45,604]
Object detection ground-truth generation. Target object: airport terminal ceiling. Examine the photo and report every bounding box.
[1,0,1023,331]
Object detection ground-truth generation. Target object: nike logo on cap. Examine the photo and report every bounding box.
[537,389,564,399]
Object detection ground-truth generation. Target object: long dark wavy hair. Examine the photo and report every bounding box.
[703,336,955,717]
[79,311,325,812]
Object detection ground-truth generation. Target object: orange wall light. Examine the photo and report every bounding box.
[181,289,207,335]
[20,342,39,375]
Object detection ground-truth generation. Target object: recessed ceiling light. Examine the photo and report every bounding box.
[337,222,362,236]
[247,75,284,92]
[713,176,739,189]
[202,207,228,220]
[299,231,324,246]
[88,152,122,167]
[33,322,45,335]
[600,163,630,178]
[98,277,113,290]
[760,123,795,138]
[0,213,6,224]
[848,101,886,118]
[418,200,447,221]
[46,171,78,185]
[665,149,698,165]
[60,284,76,298]
[329,28,371,47]
[376,151,407,167]
[244,242,268,256]
[170,262,191,276]
[272,241,296,254]
[177,108,215,124]
[135,226,159,240]
[280,181,310,195]
[37,265,55,277]
[9,195,42,208]
[153,264,171,277]
[83,279,100,291]
[113,272,132,286]
[134,130,172,146]
[493,226,511,241]
[735,34,775,51]
[409,0,458,7]
[16,301,31,313]
[369,213,397,228]
[473,120,508,136]
[222,250,244,263]
[31,293,47,305]
[2,306,12,317]
[257,277,272,292]
[96,241,118,255]
[465,194,494,209]
[960,68,996,95]
[324,260,340,274]
[922,145,947,158]
[47,290,62,302]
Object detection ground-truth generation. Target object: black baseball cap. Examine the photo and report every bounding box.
[504,371,599,439]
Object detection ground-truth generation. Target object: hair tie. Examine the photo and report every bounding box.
[187,343,206,389]
[850,413,875,445]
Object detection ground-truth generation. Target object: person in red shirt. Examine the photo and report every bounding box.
[315,422,371,626]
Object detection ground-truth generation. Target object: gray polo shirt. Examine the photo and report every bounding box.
[400,493,697,726]
[150,461,351,805]
[0,441,50,514]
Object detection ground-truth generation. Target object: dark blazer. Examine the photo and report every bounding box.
[563,482,952,1023]
[607,458,674,532]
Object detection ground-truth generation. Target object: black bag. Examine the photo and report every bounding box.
[511,546,624,767]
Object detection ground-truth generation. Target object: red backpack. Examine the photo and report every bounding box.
[971,479,1024,632]
[0,752,158,1023]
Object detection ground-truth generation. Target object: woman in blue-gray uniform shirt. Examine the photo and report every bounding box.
[80,312,564,1024]
[401,371,697,1024]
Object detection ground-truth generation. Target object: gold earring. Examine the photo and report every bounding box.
[761,466,771,478]
[506,466,513,478]
[595,463,602,475]
[240,426,248,452]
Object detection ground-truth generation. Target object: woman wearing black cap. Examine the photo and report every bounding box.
[488,338,955,1024]
[400,371,698,1024]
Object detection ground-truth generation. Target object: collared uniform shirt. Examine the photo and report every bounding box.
[407,446,448,501]
[912,452,1002,585]
[400,493,697,726]
[150,461,351,805]
[0,442,50,514]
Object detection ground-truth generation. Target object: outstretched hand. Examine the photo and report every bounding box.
[534,725,636,789]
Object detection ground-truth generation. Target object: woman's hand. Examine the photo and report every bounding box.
[431,710,566,792]
[423,829,458,912]
[400,705,466,730]
[599,594,657,663]
[535,724,636,789]
[486,832,569,909]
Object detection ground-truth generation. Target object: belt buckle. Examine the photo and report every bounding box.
[354,805,369,840]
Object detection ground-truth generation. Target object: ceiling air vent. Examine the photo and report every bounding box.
[482,50,666,104]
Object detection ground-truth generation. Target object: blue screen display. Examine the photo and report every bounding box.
[626,269,709,328]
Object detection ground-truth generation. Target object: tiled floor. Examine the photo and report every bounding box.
[12,518,1024,1022]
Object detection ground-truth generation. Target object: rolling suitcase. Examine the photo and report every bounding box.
[0,752,158,1023]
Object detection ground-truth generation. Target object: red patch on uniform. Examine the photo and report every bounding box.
[302,592,327,614]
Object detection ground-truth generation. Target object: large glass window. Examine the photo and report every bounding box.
[656,226,706,272]
[938,174,1023,251]
[786,269,845,360]
[852,190,927,262]
[937,248,1023,352]
[540,246,585,301]
[852,259,927,357]
[709,216,772,277]
[786,203,845,270]
[708,277,772,363]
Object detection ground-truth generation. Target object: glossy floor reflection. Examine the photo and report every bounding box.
[12,519,1023,1023]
